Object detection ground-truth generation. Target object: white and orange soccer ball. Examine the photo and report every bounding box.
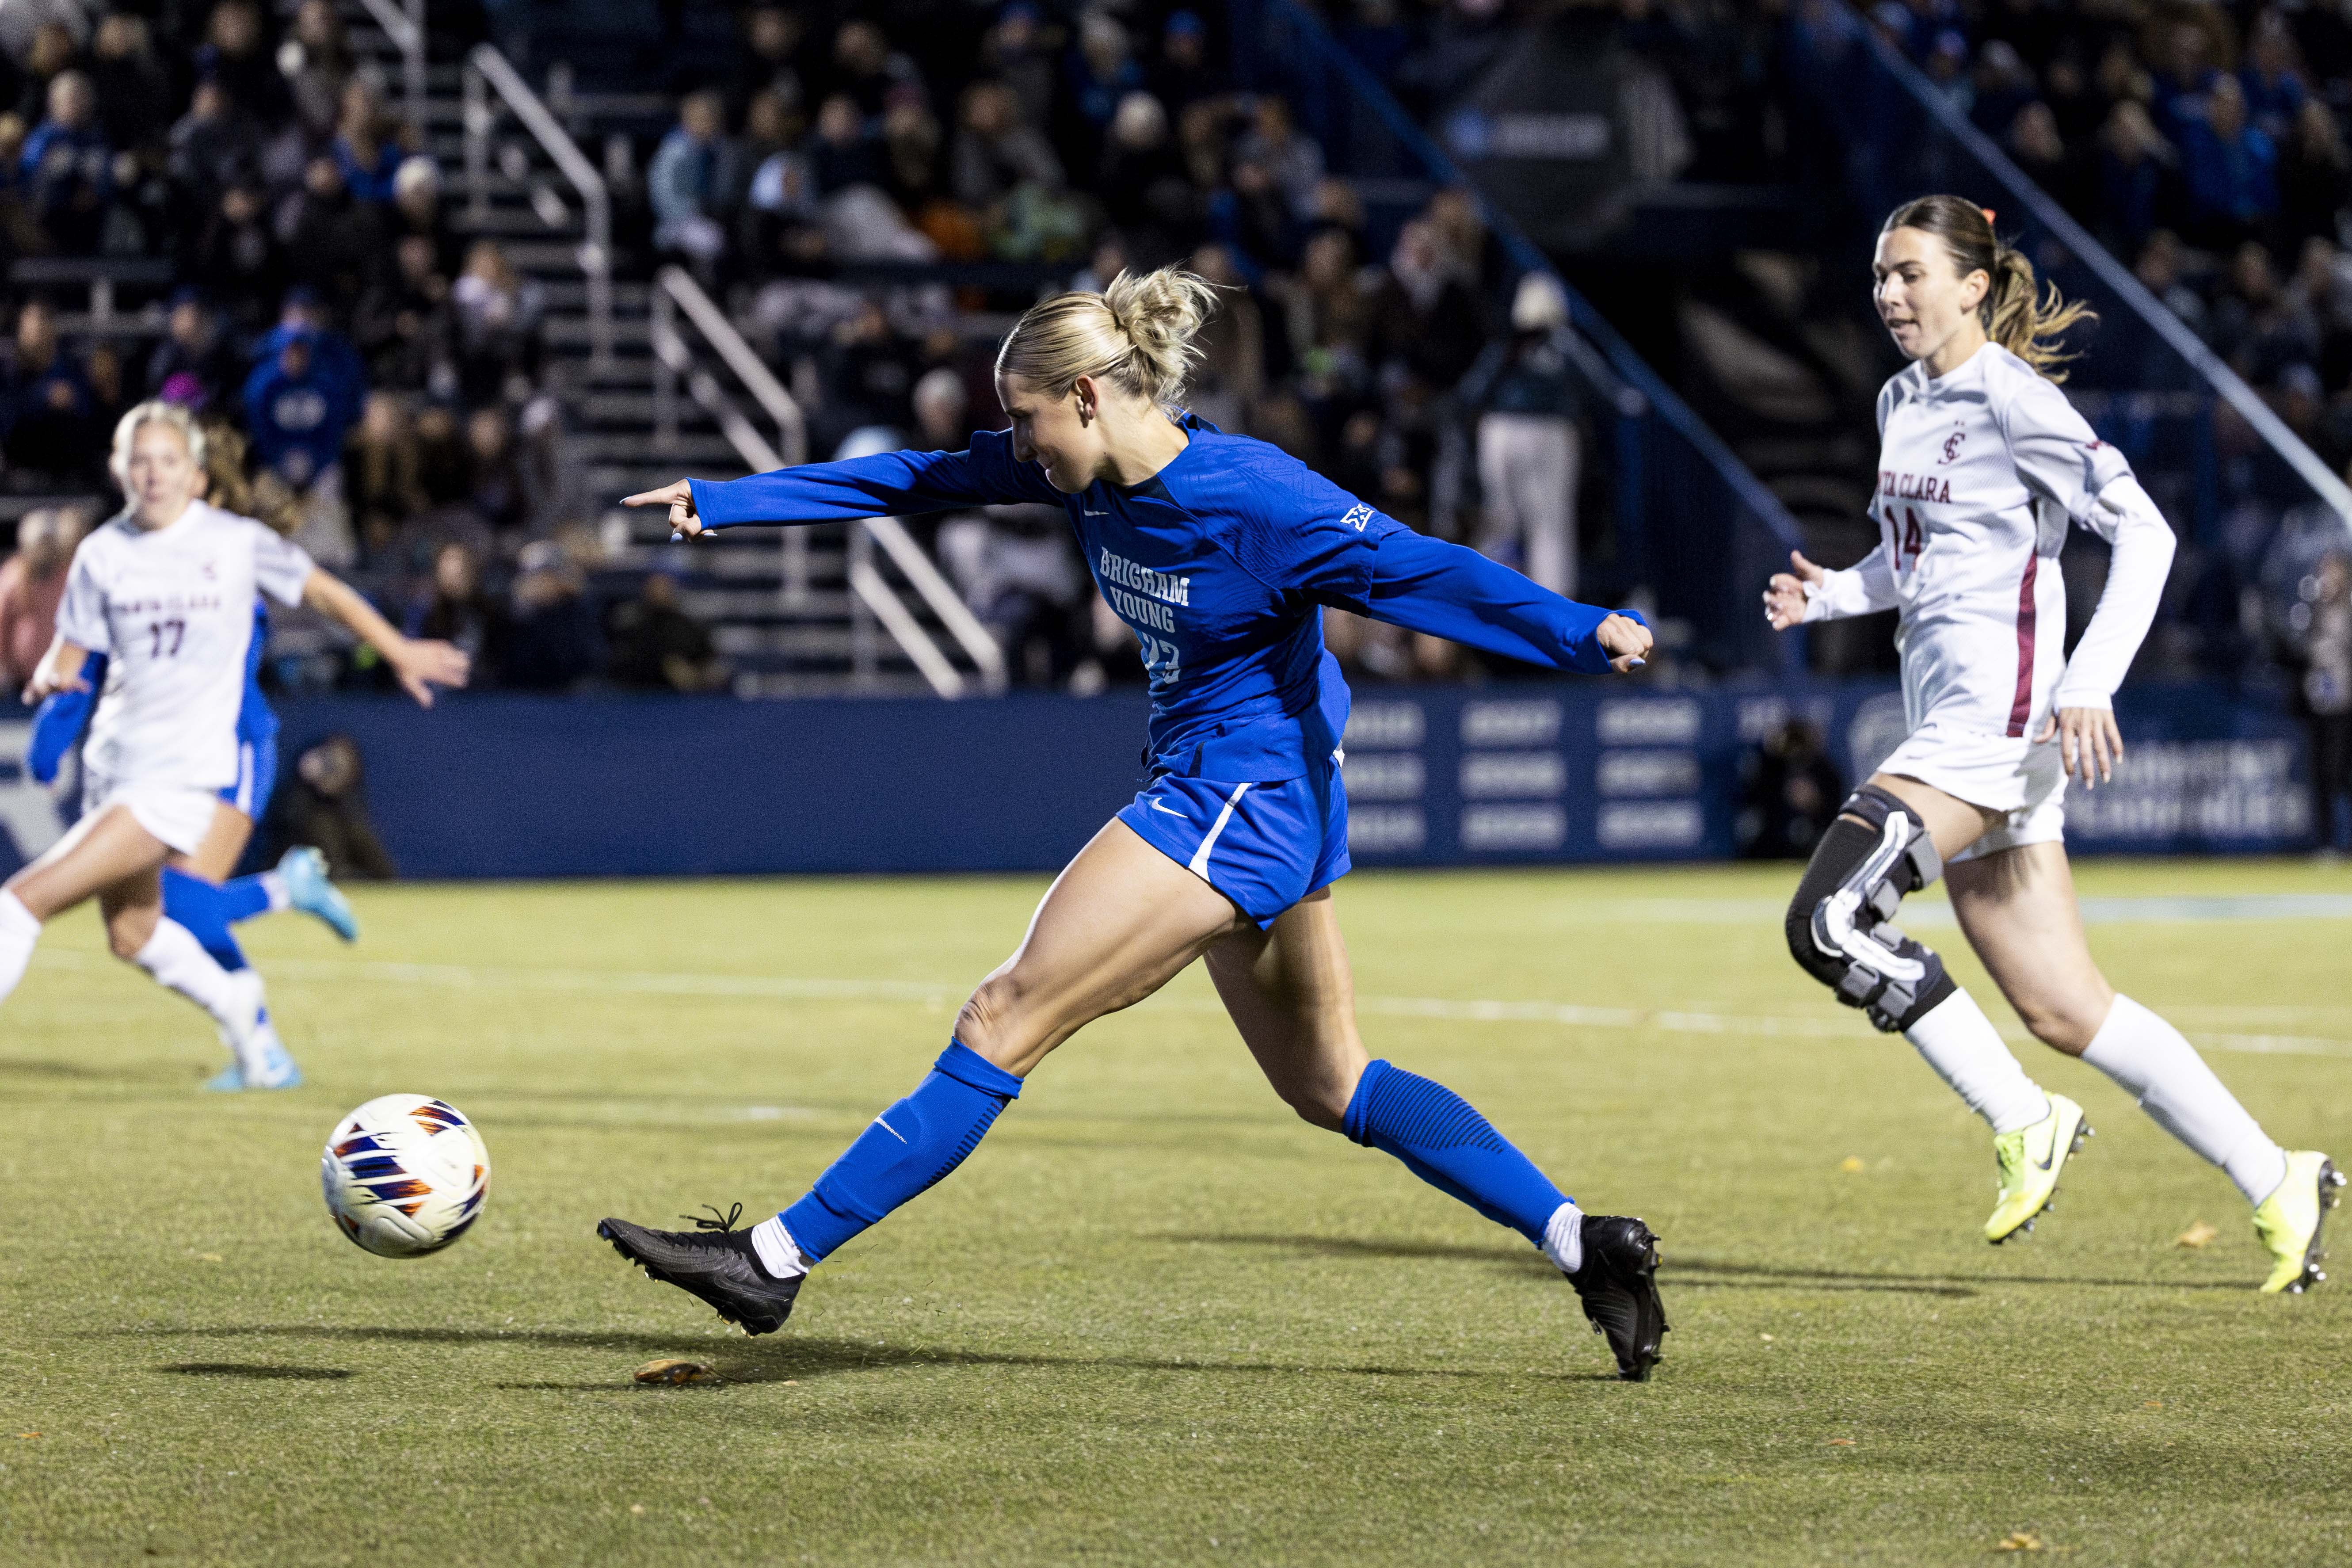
[320,1095,490,1258]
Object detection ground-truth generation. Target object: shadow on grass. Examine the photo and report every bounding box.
[102,1327,1614,1387]
[154,1363,355,1380]
[1166,1234,2254,1297]
[1166,1231,1970,1296]
[1667,1255,2250,1293]
[1155,1232,1557,1273]
[0,1057,102,1078]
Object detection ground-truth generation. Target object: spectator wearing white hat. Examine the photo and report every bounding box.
[1460,272,1586,597]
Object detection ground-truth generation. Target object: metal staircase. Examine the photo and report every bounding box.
[345,1,1001,697]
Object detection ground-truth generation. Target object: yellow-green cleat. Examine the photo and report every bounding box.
[1984,1094,2091,1244]
[2254,1151,2344,1295]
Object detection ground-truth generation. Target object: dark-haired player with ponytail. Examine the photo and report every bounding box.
[598,267,1672,1378]
[1766,196,2340,1292]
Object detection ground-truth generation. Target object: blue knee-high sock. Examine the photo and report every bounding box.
[213,874,274,923]
[778,1041,1023,1262]
[160,869,249,973]
[1343,1059,1569,1245]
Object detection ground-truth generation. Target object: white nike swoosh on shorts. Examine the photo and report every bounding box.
[1150,798,1185,816]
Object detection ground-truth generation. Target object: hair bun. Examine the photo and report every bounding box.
[999,267,1223,409]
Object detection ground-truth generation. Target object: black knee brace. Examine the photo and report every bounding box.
[1783,785,1956,1033]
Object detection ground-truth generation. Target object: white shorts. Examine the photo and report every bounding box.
[1876,721,2067,865]
[78,770,223,857]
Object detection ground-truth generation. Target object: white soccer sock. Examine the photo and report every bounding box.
[1540,1201,1585,1274]
[0,890,41,1001]
[132,918,254,1037]
[750,1214,810,1279]
[1903,988,2051,1135]
[2081,994,2289,1206]
[259,870,290,912]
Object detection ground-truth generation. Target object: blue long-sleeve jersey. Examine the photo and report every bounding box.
[690,416,1631,782]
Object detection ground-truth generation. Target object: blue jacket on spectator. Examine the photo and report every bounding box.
[2239,67,2307,141]
[21,121,111,214]
[1066,48,1144,132]
[1,351,94,438]
[648,126,723,228]
[2182,118,2280,227]
[244,326,363,487]
[334,137,404,203]
[259,317,365,409]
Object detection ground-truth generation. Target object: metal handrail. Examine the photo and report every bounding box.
[463,44,611,370]
[1855,16,2352,530]
[650,266,1009,697]
[351,0,425,136]
[654,267,805,465]
[649,272,812,610]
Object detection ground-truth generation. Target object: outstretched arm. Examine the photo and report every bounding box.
[301,571,471,708]
[625,434,1060,539]
[1359,529,1651,674]
[25,648,102,782]
[1764,544,1896,629]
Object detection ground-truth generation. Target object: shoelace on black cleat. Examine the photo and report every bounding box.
[682,1202,745,1232]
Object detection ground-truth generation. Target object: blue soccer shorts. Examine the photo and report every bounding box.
[217,734,277,820]
[1116,754,1350,927]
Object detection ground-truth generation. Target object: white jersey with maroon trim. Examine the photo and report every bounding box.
[1802,342,2174,738]
[54,500,315,791]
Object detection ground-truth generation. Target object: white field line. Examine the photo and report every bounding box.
[1616,893,2352,926]
[32,948,2352,1059]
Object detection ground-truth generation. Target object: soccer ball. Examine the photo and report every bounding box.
[320,1095,490,1258]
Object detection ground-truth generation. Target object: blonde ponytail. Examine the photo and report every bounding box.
[1881,194,2095,381]
[996,266,1223,410]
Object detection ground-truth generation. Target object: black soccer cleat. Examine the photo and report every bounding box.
[1566,1215,1669,1381]
[597,1204,804,1336]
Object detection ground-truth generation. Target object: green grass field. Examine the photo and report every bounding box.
[5,859,2352,1565]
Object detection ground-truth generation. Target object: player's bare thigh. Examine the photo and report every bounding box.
[7,805,169,923]
[1204,887,1369,1131]
[3,804,168,957]
[172,805,255,883]
[1948,841,2114,1056]
[1864,771,2003,862]
[954,816,1248,1077]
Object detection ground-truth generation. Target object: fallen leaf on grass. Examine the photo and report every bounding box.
[1826,1438,1855,1446]
[628,1504,644,1516]
[633,1359,717,1385]
[2142,1400,2163,1410]
[1839,1156,1866,1174]
[1991,1531,2071,1553]
[2173,1221,2219,1249]
[15,1432,39,1439]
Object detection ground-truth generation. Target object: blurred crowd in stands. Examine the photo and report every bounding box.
[0,0,668,696]
[644,0,1597,688]
[1,0,2333,719]
[0,0,1612,702]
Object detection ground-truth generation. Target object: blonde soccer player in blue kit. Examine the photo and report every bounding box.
[600,268,1670,1378]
